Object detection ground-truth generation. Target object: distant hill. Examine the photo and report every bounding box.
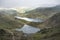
[0,9,23,29]
[16,7,34,13]
[25,5,60,19]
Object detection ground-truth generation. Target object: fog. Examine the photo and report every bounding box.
[0,0,60,8]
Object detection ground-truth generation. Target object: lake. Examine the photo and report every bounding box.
[16,24,40,34]
[15,16,44,22]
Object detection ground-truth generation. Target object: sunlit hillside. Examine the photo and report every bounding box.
[0,7,34,13]
[16,7,35,13]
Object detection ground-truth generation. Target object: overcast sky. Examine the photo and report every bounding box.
[0,0,60,8]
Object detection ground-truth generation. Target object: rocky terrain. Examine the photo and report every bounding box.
[0,5,60,40]
[0,9,24,29]
[25,5,60,19]
[31,12,60,40]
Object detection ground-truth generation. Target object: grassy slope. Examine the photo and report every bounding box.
[30,12,60,40]
[0,9,24,29]
[24,5,60,20]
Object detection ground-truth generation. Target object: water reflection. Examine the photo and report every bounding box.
[15,16,44,22]
[16,24,40,34]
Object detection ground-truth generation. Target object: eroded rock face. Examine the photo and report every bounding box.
[0,29,23,40]
[45,12,60,27]
[0,29,13,40]
[41,12,60,40]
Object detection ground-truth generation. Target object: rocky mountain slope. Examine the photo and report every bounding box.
[39,12,60,40]
[0,9,23,29]
[28,12,60,40]
[25,5,60,19]
[0,5,60,40]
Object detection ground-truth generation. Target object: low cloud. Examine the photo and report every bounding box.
[0,0,60,8]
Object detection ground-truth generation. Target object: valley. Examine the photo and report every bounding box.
[0,5,60,40]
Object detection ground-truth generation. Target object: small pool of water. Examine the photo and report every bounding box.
[16,24,40,34]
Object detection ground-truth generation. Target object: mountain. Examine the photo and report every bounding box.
[16,7,34,13]
[30,12,60,40]
[40,12,60,40]
[0,29,23,40]
[0,9,23,29]
[0,6,60,40]
[25,5,60,19]
[44,12,60,27]
[0,9,18,20]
